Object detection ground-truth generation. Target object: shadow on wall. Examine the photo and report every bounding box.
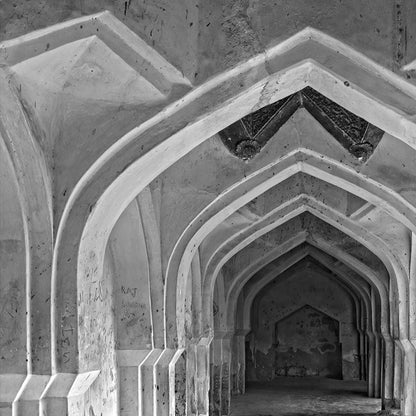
[248,305,343,381]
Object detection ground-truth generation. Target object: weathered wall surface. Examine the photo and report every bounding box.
[10,36,176,227]
[2,4,416,414]
[77,246,118,415]
[0,138,27,375]
[247,261,359,382]
[2,1,416,84]
[274,305,343,378]
[109,200,153,350]
[197,0,416,82]
[0,0,199,80]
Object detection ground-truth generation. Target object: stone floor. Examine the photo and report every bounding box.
[230,377,382,416]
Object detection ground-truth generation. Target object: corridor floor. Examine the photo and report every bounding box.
[230,377,382,416]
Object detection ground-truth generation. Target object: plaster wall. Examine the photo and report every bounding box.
[0,139,27,375]
[153,109,410,287]
[197,0,416,81]
[248,265,359,382]
[2,7,416,415]
[274,305,343,379]
[3,1,416,84]
[76,246,118,415]
[5,0,416,85]
[1,0,199,81]
[109,199,153,350]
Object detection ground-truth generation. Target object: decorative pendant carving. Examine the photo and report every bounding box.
[218,87,384,161]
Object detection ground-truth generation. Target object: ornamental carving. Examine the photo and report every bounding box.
[218,87,384,161]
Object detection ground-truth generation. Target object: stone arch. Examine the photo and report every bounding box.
[239,246,372,334]
[230,243,387,399]
[215,225,393,399]
[50,44,416,364]
[225,229,389,336]
[0,130,29,390]
[0,72,53,410]
[45,40,416,416]
[3,13,416,416]
[196,192,397,403]
[240,249,378,385]
[169,154,411,350]
[198,199,400,338]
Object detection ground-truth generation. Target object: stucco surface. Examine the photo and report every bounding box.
[2,1,416,84]
[2,5,416,416]
[247,261,358,382]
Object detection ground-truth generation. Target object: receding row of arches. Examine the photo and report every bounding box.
[2,27,416,416]
[88,108,414,415]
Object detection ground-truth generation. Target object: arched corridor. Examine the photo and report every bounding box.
[1,4,416,416]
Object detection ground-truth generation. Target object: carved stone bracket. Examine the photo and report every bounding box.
[218,87,384,161]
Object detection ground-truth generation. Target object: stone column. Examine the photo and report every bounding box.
[231,330,249,395]
[12,374,51,416]
[209,338,222,416]
[401,340,416,416]
[220,333,232,416]
[116,350,151,416]
[374,332,382,398]
[0,374,26,416]
[366,331,376,397]
[183,339,211,416]
[363,322,369,381]
[382,334,395,409]
[11,370,99,416]
[155,349,177,416]
[380,335,385,397]
[195,339,211,416]
[39,373,76,416]
[170,349,187,416]
[186,344,197,416]
[209,332,233,416]
[393,340,402,410]
[357,327,366,380]
[408,233,416,415]
[139,349,163,416]
[66,370,100,415]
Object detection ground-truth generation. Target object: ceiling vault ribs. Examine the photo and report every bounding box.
[218,87,385,161]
